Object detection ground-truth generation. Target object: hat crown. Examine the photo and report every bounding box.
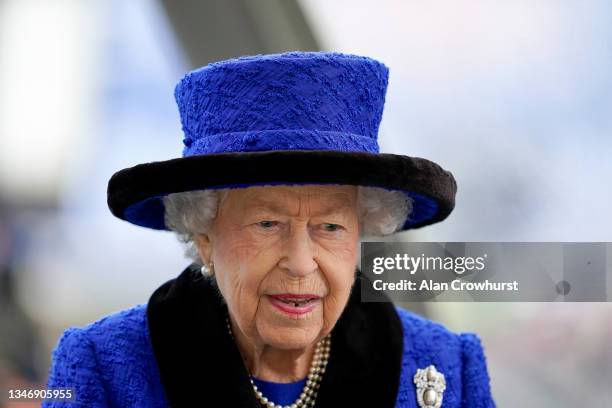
[174,51,389,156]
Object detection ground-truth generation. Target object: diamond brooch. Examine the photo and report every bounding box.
[414,365,446,408]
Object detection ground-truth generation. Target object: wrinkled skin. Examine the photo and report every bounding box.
[195,185,360,382]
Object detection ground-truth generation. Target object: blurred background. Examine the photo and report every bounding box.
[0,0,611,406]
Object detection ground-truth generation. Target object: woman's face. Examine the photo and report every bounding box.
[195,185,360,351]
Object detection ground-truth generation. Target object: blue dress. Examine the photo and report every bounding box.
[250,377,307,406]
[43,267,495,407]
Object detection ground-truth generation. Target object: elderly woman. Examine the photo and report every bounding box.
[44,52,495,407]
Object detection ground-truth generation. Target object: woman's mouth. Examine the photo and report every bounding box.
[267,294,320,315]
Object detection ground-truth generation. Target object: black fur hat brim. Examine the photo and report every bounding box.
[107,150,457,231]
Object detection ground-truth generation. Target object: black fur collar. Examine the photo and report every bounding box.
[147,265,403,407]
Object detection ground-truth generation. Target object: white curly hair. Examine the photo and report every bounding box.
[163,186,413,264]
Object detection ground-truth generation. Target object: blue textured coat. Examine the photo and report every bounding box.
[44,268,495,407]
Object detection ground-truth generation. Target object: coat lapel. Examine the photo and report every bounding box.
[147,264,403,407]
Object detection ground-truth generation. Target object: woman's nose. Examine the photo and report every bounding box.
[278,224,318,277]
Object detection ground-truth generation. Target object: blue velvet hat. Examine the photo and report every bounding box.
[108,51,456,231]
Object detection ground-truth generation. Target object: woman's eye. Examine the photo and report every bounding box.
[257,220,278,229]
[322,223,342,232]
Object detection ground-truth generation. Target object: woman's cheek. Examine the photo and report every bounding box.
[217,234,260,273]
[320,249,358,285]
[322,263,352,301]
[321,291,347,333]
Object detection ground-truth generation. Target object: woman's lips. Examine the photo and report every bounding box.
[267,294,320,315]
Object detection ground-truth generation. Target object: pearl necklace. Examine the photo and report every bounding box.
[225,315,331,408]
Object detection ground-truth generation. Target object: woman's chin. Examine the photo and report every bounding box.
[259,330,320,351]
[257,302,324,349]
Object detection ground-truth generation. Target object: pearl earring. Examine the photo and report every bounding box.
[200,262,214,277]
